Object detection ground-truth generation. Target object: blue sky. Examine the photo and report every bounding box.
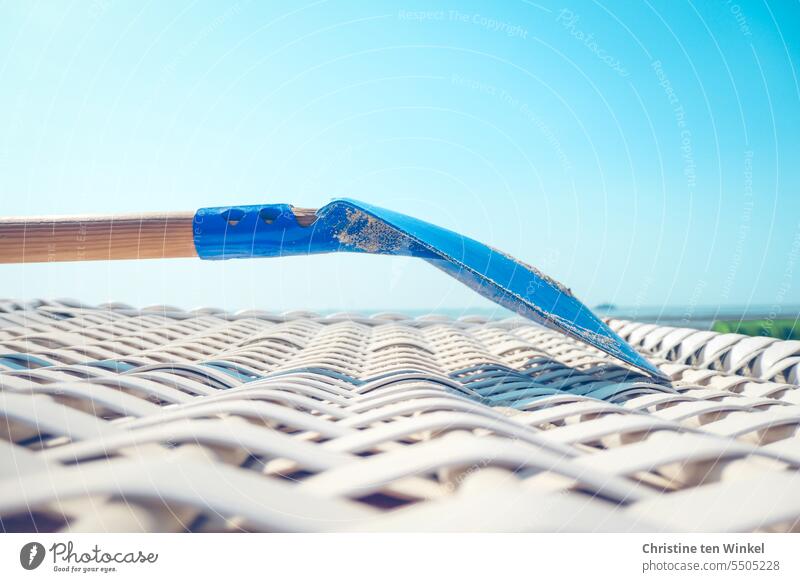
[1,1,798,315]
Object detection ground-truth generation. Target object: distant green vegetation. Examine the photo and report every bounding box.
[712,319,800,340]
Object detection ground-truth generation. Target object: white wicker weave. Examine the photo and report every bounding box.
[1,299,798,532]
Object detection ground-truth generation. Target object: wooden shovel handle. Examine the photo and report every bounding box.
[0,212,197,263]
[0,207,321,264]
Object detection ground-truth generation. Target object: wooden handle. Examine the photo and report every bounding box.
[0,212,197,263]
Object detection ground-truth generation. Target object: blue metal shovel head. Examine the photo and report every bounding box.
[193,198,667,380]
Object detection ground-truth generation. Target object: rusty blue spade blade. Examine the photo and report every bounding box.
[193,198,666,380]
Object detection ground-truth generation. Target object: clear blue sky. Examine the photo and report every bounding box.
[1,1,798,315]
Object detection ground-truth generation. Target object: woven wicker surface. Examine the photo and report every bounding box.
[1,299,799,532]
